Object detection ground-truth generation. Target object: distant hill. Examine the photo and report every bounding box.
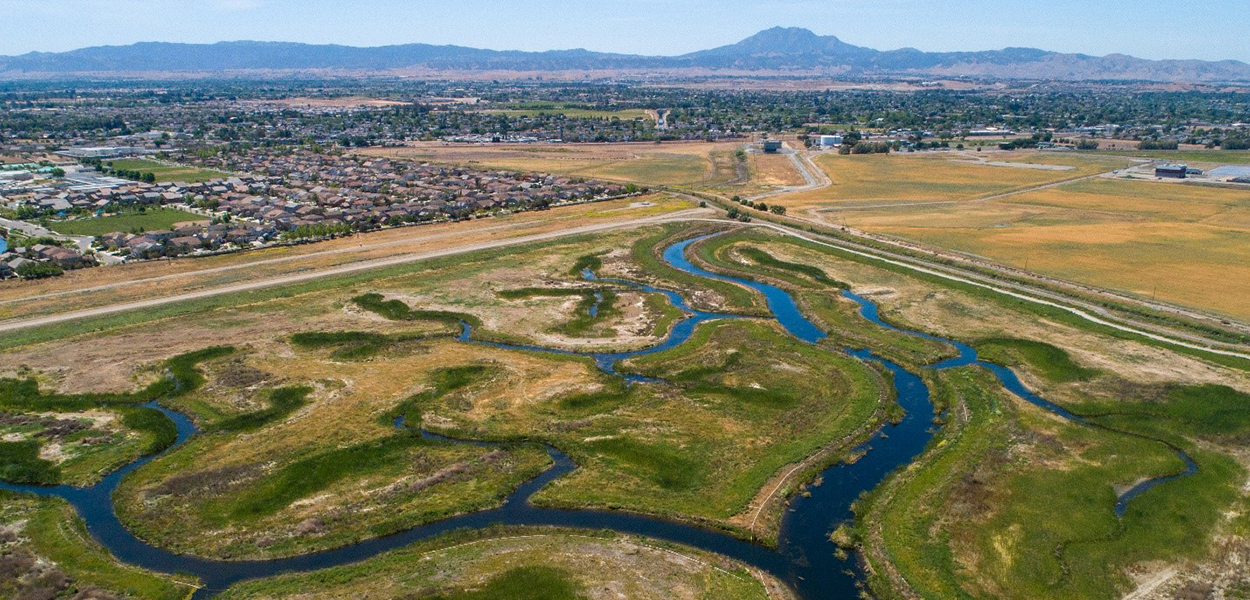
[3,27,1248,82]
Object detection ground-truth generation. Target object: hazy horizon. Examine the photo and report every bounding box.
[3,0,1248,62]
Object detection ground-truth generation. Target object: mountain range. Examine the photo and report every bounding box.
[3,27,1248,82]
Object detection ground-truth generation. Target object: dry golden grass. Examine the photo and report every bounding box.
[359,141,746,186]
[0,194,693,322]
[830,177,1250,319]
[749,153,805,187]
[744,236,1249,394]
[779,151,1132,212]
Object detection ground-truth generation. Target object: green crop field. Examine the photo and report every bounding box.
[49,207,207,236]
[106,158,230,183]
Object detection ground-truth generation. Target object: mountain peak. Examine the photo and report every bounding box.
[731,27,847,53]
[1,30,1247,83]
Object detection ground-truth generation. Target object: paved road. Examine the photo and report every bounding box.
[0,216,123,264]
[1,214,632,306]
[0,208,710,334]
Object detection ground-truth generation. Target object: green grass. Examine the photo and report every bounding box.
[429,566,584,600]
[353,293,482,328]
[48,207,206,237]
[215,527,769,600]
[0,347,231,484]
[384,364,494,427]
[481,106,651,120]
[975,337,1100,383]
[584,437,701,491]
[106,158,229,183]
[736,246,846,288]
[644,291,685,338]
[0,493,193,599]
[568,253,603,276]
[0,440,59,484]
[214,365,493,521]
[432,567,581,599]
[211,386,312,433]
[583,154,709,186]
[855,368,1003,600]
[857,363,1247,600]
[1078,383,1250,445]
[532,318,884,522]
[107,361,549,560]
[497,286,621,337]
[290,330,445,360]
[223,433,429,521]
[629,225,766,316]
[688,230,955,367]
[0,346,233,412]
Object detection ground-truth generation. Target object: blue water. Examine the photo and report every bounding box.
[0,236,7,254]
[0,233,1195,598]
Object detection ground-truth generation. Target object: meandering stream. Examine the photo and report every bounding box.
[0,234,1194,599]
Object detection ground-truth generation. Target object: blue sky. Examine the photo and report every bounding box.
[3,0,1248,61]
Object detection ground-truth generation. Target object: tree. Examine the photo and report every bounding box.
[770,205,787,215]
[49,167,65,178]
[1075,139,1099,150]
[17,262,63,279]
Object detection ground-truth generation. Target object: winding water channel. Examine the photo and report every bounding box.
[0,234,1195,599]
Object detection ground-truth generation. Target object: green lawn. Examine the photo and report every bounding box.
[49,208,207,236]
[107,158,229,183]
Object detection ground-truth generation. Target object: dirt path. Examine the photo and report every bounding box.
[745,146,830,202]
[1122,567,1177,600]
[0,209,710,335]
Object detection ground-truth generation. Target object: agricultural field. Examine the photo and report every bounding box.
[48,207,207,237]
[358,141,745,187]
[829,177,1250,319]
[778,151,1134,212]
[105,158,230,184]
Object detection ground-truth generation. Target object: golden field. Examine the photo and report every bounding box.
[831,176,1250,319]
[358,141,747,187]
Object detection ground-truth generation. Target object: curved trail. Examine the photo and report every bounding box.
[0,235,1194,599]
